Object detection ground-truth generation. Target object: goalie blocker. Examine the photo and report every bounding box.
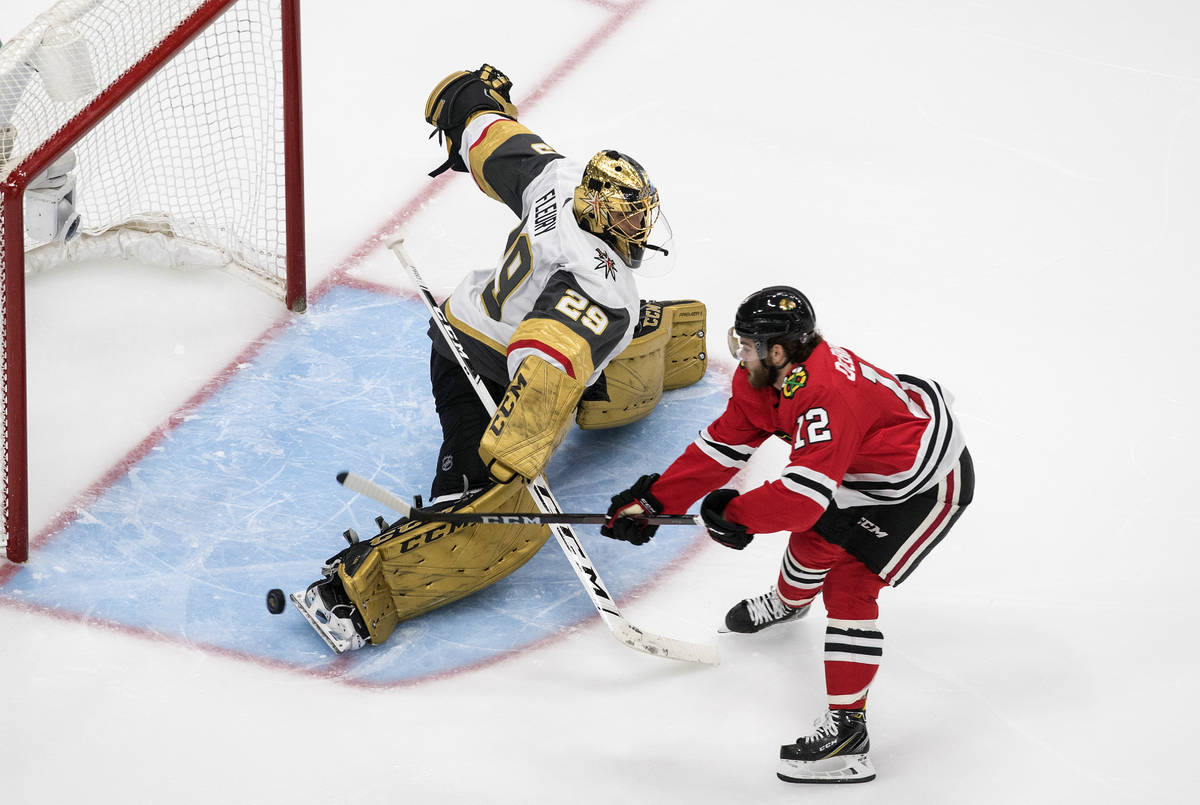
[481,298,707,483]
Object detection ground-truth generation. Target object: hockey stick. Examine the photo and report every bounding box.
[381,235,719,666]
[338,471,701,527]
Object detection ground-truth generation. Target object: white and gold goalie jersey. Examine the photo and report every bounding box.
[432,112,640,389]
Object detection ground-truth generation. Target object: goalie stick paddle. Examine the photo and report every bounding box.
[378,235,719,666]
[337,472,701,527]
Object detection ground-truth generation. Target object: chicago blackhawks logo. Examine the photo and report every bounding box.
[593,247,618,281]
[781,366,808,398]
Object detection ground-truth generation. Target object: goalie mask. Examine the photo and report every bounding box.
[573,150,673,272]
[727,286,818,361]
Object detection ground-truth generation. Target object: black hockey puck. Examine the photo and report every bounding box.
[266,588,287,614]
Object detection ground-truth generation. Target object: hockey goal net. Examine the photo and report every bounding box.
[1,0,305,562]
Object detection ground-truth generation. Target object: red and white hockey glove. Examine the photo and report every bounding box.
[602,473,663,546]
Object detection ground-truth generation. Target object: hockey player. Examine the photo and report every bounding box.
[290,64,706,654]
[603,286,974,784]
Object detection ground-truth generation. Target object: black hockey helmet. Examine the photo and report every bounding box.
[728,286,817,360]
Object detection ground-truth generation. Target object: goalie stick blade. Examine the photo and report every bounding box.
[609,619,720,665]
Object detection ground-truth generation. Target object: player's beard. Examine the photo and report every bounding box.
[746,360,777,388]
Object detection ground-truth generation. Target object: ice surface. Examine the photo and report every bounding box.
[3,1,1199,803]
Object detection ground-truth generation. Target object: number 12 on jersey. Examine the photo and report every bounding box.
[794,407,832,448]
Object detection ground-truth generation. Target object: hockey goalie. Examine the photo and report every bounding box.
[290,64,708,653]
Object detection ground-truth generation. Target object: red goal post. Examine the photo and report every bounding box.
[1,0,306,563]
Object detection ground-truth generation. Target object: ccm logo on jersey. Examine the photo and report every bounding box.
[857,517,888,539]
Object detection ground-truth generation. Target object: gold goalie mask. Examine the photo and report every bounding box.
[572,150,674,272]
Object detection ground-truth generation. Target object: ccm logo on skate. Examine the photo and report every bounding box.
[857,517,888,538]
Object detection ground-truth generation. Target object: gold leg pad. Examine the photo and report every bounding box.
[337,482,552,646]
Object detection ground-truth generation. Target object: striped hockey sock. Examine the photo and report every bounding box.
[777,547,829,608]
[824,619,883,709]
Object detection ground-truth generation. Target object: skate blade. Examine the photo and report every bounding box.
[289,590,350,654]
[777,753,875,784]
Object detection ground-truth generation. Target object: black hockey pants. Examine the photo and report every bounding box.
[428,348,506,500]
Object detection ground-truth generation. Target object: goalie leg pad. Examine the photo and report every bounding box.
[577,309,670,430]
[337,548,398,645]
[577,299,708,430]
[659,299,708,391]
[336,482,551,644]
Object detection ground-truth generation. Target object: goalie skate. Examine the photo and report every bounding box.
[290,575,369,654]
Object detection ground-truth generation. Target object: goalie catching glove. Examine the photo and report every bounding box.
[425,63,518,176]
[602,473,664,545]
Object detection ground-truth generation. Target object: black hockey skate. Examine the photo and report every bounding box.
[777,708,875,784]
[722,587,810,633]
[290,573,370,654]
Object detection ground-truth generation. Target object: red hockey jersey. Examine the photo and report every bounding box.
[651,341,964,535]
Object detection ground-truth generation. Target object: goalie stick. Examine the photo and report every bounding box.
[337,471,701,527]
[380,234,719,666]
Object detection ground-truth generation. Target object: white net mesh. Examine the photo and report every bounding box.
[1,0,297,559]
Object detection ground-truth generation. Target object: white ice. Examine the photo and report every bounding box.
[4,0,1199,802]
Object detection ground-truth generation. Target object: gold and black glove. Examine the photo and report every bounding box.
[424,63,517,176]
